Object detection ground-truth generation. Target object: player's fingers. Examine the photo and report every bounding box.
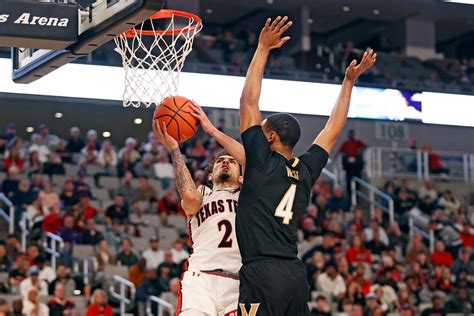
[276,16,288,30]
[189,102,202,113]
[277,36,291,47]
[161,122,169,136]
[279,21,293,34]
[270,16,281,29]
[265,18,271,29]
[153,121,164,139]
[350,59,357,68]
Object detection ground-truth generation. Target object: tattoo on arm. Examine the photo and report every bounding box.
[170,148,197,198]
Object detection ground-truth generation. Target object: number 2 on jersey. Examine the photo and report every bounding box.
[217,219,233,248]
[274,184,297,225]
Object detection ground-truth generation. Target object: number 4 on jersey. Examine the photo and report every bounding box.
[274,184,296,225]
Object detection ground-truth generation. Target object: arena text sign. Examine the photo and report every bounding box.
[0,13,69,27]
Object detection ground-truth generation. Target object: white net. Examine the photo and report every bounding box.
[114,12,202,108]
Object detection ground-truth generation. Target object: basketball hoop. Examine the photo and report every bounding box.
[114,9,203,108]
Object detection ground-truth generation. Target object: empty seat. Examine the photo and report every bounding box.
[168,214,187,231]
[70,296,87,314]
[140,226,158,240]
[101,176,119,189]
[130,237,149,253]
[64,163,78,176]
[158,227,179,250]
[73,245,95,259]
[94,188,110,202]
[52,174,68,186]
[104,265,129,279]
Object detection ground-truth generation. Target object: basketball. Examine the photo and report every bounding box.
[154,96,200,143]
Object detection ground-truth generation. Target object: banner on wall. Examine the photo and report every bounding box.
[0,58,472,127]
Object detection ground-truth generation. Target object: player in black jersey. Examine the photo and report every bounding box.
[236,16,377,316]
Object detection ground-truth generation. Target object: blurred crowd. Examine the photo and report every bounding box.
[0,120,473,316]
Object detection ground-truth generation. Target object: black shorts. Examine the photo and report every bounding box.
[238,258,310,316]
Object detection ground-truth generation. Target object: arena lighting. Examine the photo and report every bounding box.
[342,6,350,12]
[26,127,34,133]
[1,58,474,127]
[443,0,474,4]
[134,118,143,125]
[102,131,111,138]
[54,112,63,118]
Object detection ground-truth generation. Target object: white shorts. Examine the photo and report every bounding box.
[177,270,239,316]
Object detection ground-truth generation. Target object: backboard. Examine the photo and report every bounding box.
[0,0,164,83]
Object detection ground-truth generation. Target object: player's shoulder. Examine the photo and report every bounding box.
[197,185,213,197]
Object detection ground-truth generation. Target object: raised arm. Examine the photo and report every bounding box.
[152,121,202,216]
[240,16,293,133]
[189,102,245,167]
[315,50,377,153]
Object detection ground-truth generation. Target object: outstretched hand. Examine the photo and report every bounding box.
[345,49,377,81]
[152,120,178,151]
[258,16,293,50]
[189,102,215,134]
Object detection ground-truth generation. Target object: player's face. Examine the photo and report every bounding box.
[211,155,240,185]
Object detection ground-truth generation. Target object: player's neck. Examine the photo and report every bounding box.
[274,148,294,160]
[213,182,239,190]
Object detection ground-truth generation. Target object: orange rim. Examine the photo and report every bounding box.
[123,9,202,38]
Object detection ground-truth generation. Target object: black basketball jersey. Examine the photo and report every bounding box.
[236,125,329,262]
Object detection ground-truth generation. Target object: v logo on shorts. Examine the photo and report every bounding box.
[239,303,260,316]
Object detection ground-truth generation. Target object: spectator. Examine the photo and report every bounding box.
[20,266,48,298]
[86,289,113,316]
[97,140,118,172]
[80,143,99,166]
[116,171,136,201]
[129,258,147,287]
[302,232,337,263]
[22,288,49,316]
[0,243,11,272]
[116,238,139,267]
[338,130,367,195]
[4,147,24,173]
[6,234,21,262]
[346,235,372,265]
[66,126,85,153]
[160,277,180,315]
[365,228,388,256]
[158,250,180,279]
[134,153,156,178]
[47,283,76,316]
[1,167,20,197]
[424,145,450,175]
[11,299,23,316]
[136,269,165,306]
[118,137,140,163]
[95,240,115,271]
[33,256,56,284]
[405,234,429,264]
[348,263,371,296]
[81,218,104,246]
[48,264,76,296]
[421,295,446,316]
[42,204,62,234]
[77,194,97,220]
[24,151,43,176]
[419,277,448,304]
[418,195,438,216]
[85,130,100,151]
[157,189,185,218]
[43,152,65,176]
[170,240,189,265]
[310,294,331,316]
[437,190,461,215]
[364,220,389,246]
[316,262,346,298]
[38,124,59,149]
[58,215,83,244]
[153,154,174,188]
[10,179,35,211]
[60,180,80,209]
[117,150,135,178]
[55,139,73,163]
[28,134,50,163]
[418,180,438,201]
[142,237,164,270]
[431,240,454,267]
[105,194,129,224]
[326,186,351,213]
[39,182,60,209]
[0,123,17,153]
[156,262,173,292]
[444,287,473,313]
[135,176,157,202]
